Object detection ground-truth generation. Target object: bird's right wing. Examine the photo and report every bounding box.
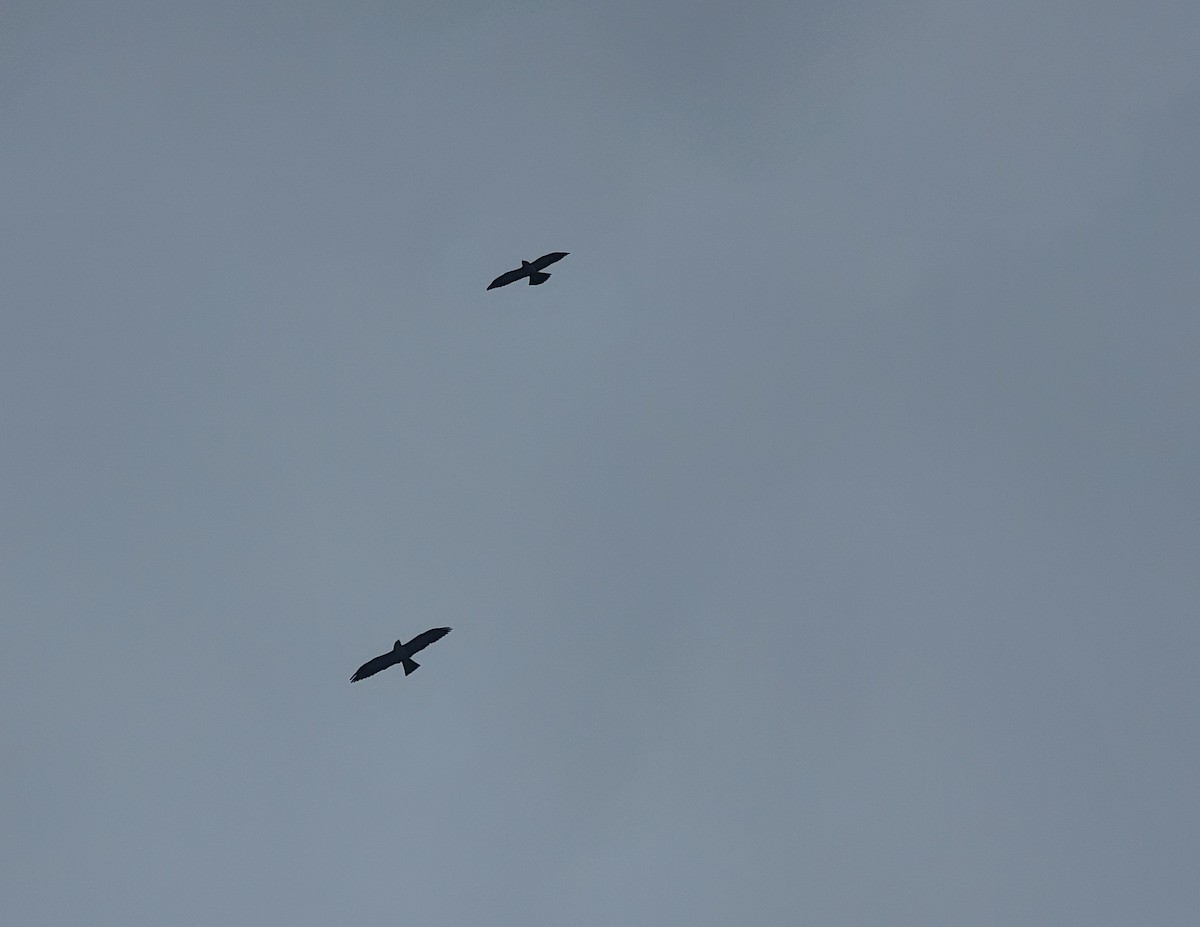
[487,267,527,290]
[530,251,568,270]
[350,651,396,682]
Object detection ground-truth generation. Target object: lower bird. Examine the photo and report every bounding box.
[487,251,569,289]
[351,628,452,682]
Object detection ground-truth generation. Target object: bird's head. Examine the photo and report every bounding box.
[393,640,403,650]
[520,260,532,269]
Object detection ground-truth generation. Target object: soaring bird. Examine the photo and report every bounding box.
[350,628,452,682]
[487,252,569,290]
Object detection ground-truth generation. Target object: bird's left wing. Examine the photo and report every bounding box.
[487,267,527,290]
[530,251,568,271]
[406,626,452,656]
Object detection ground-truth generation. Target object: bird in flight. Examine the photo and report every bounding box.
[350,627,452,682]
[487,252,569,290]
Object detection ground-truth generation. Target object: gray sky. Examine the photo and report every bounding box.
[3,2,1198,924]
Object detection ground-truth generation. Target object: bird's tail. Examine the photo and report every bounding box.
[528,271,550,285]
[402,658,420,676]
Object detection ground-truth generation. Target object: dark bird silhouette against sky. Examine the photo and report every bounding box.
[486,252,569,289]
[350,627,452,682]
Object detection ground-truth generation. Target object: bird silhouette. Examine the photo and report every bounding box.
[487,252,569,289]
[350,628,452,682]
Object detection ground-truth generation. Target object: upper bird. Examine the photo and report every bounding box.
[487,252,569,290]
[350,627,452,682]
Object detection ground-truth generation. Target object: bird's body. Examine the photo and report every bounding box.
[351,627,452,682]
[487,252,569,289]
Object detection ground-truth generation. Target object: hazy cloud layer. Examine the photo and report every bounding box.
[3,2,1198,924]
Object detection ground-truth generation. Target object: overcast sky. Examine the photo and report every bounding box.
[3,2,1199,924]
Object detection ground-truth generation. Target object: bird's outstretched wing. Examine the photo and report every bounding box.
[351,650,398,682]
[487,267,528,290]
[406,626,452,656]
[530,251,568,271]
